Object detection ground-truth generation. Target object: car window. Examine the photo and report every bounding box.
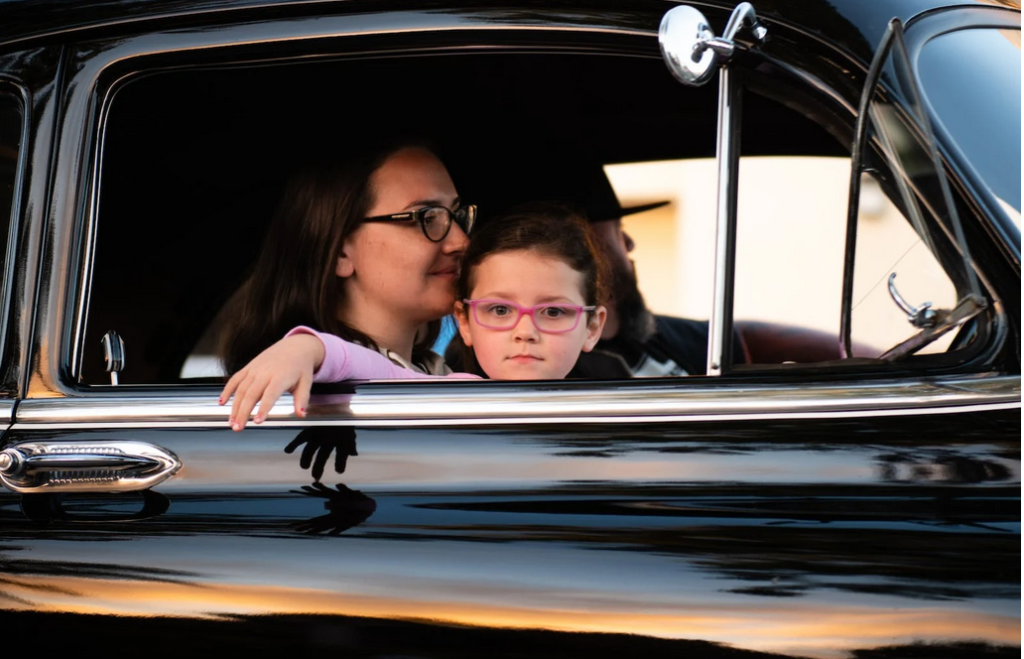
[917,27,1021,225]
[608,133,966,367]
[79,33,999,385]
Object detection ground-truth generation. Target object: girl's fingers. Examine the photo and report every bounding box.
[228,371,253,424]
[231,373,264,430]
[218,369,245,406]
[253,376,290,424]
[293,370,312,417]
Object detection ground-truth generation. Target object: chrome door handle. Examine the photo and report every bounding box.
[0,441,181,493]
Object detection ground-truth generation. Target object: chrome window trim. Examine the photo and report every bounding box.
[14,374,1020,428]
[0,400,14,425]
[0,80,30,398]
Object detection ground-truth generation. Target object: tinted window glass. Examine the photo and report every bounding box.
[918,28,1021,218]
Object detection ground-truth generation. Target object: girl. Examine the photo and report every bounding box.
[221,203,610,429]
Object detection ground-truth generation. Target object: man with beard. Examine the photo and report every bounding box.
[572,167,853,377]
[570,172,746,378]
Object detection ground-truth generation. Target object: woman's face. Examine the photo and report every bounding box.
[456,249,606,380]
[337,147,468,340]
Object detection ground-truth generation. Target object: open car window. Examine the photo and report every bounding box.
[77,13,1007,386]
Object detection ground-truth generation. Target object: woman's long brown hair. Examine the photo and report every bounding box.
[220,138,442,375]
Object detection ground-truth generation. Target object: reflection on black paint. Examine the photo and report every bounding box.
[404,480,1018,602]
[19,490,170,523]
[0,609,800,658]
[291,483,377,536]
[876,449,1014,484]
[285,426,358,482]
[0,610,1017,658]
[285,427,377,535]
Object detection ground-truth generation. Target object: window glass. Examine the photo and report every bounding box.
[608,139,964,365]
[850,172,957,355]
[88,47,980,384]
[917,27,1021,223]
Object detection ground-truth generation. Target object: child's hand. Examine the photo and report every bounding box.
[218,333,326,431]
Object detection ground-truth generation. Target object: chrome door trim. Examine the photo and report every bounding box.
[13,374,1021,429]
[0,399,14,425]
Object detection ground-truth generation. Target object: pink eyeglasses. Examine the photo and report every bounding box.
[462,299,596,334]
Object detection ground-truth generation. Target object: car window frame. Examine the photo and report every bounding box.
[20,5,1020,430]
[0,78,30,412]
[904,6,1022,249]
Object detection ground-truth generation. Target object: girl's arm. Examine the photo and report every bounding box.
[219,326,478,431]
[287,326,479,382]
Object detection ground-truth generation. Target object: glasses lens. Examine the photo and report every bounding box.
[454,205,476,235]
[474,301,519,329]
[420,207,451,241]
[533,305,581,332]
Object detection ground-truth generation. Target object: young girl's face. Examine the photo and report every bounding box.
[456,249,606,380]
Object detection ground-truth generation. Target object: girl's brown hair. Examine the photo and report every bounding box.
[454,201,610,375]
[220,138,442,374]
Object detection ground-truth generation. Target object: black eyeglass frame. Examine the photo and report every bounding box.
[362,204,477,243]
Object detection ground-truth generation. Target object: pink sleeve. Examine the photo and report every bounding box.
[285,326,480,382]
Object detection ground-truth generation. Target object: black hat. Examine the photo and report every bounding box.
[573,163,670,223]
[461,156,669,225]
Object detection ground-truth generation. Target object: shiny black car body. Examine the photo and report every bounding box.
[0,0,1020,656]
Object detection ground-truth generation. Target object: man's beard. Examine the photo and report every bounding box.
[611,264,656,344]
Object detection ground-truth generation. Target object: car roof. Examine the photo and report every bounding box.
[1,0,1016,58]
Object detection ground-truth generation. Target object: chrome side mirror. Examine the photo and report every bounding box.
[659,2,767,86]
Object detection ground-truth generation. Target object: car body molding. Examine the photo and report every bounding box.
[12,374,1021,428]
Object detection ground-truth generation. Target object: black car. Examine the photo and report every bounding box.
[0,0,1019,656]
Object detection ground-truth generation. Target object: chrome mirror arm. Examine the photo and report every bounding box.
[721,2,768,44]
[660,3,767,376]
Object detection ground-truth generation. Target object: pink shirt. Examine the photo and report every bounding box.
[286,326,481,382]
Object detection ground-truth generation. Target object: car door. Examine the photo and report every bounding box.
[1,2,1019,656]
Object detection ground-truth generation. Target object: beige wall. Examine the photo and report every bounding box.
[606,157,959,356]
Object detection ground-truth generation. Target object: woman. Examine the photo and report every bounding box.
[220,137,474,415]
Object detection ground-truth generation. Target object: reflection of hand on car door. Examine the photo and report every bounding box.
[285,427,358,482]
[291,482,377,535]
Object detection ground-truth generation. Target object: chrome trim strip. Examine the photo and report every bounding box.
[0,399,14,425]
[13,374,1021,428]
[708,65,741,376]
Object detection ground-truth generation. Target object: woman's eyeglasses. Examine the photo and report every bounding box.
[462,299,596,334]
[363,204,477,242]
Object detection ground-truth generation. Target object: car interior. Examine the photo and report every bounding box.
[80,40,992,386]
